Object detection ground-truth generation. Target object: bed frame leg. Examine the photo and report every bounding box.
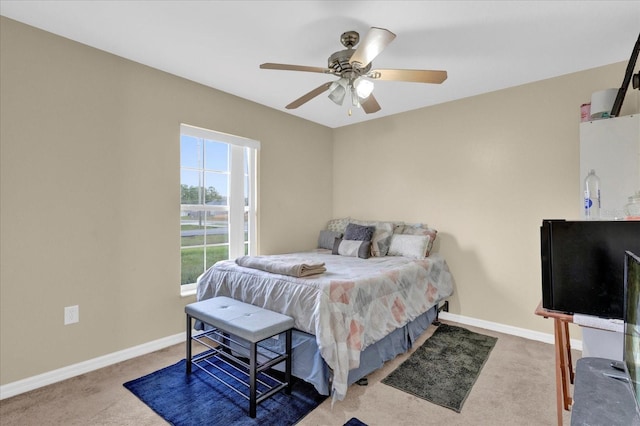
[433,301,449,326]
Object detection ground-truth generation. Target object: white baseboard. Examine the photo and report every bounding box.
[1,313,583,400]
[0,332,185,400]
[438,311,583,351]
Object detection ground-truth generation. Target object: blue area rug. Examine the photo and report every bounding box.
[344,418,368,426]
[124,358,327,426]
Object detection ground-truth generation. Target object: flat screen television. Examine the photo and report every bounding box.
[624,250,640,414]
[540,220,640,319]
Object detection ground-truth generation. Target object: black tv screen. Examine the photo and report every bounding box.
[624,250,640,414]
[540,220,640,319]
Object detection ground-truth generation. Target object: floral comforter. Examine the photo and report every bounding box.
[195,250,454,401]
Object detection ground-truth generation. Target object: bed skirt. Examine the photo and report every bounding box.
[247,305,439,396]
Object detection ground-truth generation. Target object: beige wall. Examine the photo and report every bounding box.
[2,15,639,388]
[0,17,333,385]
[333,62,638,335]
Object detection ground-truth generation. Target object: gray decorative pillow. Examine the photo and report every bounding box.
[332,238,371,259]
[318,230,342,250]
[343,223,375,241]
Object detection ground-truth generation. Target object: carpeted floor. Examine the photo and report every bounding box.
[0,321,574,425]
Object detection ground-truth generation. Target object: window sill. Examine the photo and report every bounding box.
[181,287,197,298]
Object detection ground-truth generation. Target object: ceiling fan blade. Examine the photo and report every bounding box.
[369,69,448,84]
[260,63,331,74]
[286,82,333,109]
[360,93,381,114]
[349,27,396,69]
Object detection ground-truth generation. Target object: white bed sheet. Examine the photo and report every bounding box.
[196,249,454,401]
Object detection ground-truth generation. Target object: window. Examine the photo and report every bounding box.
[180,124,259,291]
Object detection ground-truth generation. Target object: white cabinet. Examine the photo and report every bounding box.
[581,327,623,361]
[579,114,640,219]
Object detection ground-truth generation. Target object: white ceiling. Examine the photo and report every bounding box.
[1,1,639,128]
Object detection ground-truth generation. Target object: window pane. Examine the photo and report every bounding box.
[181,209,205,247]
[181,247,205,285]
[243,149,249,207]
[181,170,202,204]
[180,135,201,168]
[205,210,228,245]
[204,172,228,204]
[244,172,249,207]
[244,210,249,243]
[204,140,228,172]
[205,245,228,270]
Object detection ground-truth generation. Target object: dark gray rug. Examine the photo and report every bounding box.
[381,323,497,413]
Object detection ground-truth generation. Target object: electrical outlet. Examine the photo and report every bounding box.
[64,305,79,325]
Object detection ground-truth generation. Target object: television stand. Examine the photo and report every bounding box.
[571,357,640,425]
[534,301,574,425]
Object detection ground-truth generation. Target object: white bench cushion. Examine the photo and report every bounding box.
[185,296,294,342]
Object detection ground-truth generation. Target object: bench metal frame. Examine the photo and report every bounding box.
[186,313,292,418]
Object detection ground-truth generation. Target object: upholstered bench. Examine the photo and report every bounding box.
[185,296,294,418]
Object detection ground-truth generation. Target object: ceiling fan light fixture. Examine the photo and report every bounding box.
[328,79,347,105]
[350,85,360,107]
[354,77,374,99]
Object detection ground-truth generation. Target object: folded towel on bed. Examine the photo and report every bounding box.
[235,256,326,277]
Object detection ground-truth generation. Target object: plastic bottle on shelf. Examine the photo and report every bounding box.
[584,169,601,220]
[624,191,640,219]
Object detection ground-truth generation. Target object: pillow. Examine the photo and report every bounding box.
[332,238,371,259]
[326,217,351,233]
[350,219,395,257]
[343,223,375,242]
[401,223,432,235]
[401,223,438,257]
[392,221,405,234]
[388,234,432,259]
[318,230,342,250]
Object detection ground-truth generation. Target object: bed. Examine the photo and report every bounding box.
[195,219,454,402]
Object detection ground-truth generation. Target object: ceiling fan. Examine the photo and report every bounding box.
[260,27,447,114]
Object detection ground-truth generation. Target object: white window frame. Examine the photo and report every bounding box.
[180,124,259,295]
